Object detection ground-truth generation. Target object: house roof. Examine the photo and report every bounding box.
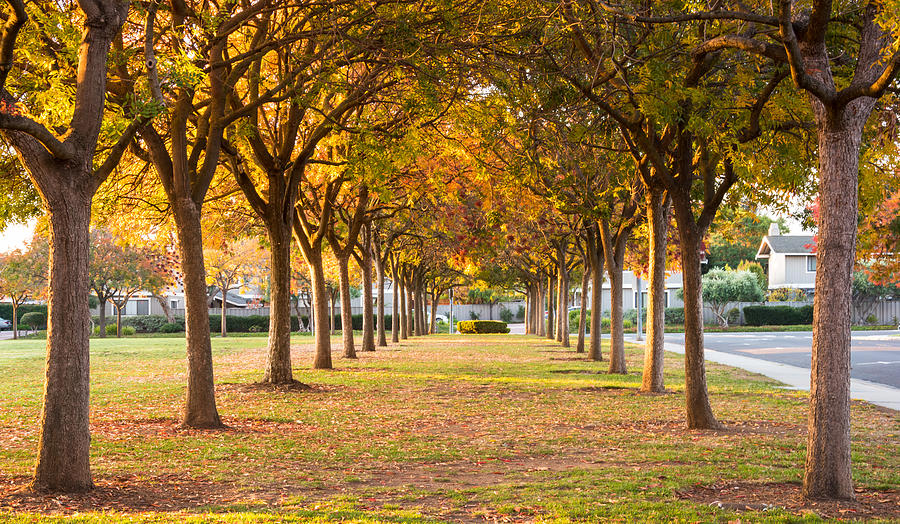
[211,290,251,306]
[756,235,816,259]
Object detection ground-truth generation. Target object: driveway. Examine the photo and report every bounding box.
[663,330,900,389]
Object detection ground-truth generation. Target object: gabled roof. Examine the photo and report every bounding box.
[756,235,816,259]
[211,290,250,306]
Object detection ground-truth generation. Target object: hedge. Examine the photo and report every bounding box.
[20,312,46,330]
[81,312,397,333]
[456,320,509,334]
[743,305,813,326]
[664,307,685,326]
[0,304,47,321]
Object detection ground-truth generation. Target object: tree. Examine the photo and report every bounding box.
[678,269,764,328]
[205,237,266,337]
[0,237,47,338]
[0,0,142,491]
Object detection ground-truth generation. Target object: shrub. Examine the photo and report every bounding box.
[469,311,480,321]
[568,309,591,334]
[726,307,741,326]
[516,305,525,322]
[865,313,878,325]
[456,320,509,334]
[19,312,46,330]
[743,305,813,326]
[499,307,514,323]
[767,287,809,302]
[121,315,171,333]
[159,323,183,333]
[0,304,47,322]
[664,307,684,325]
[96,324,136,336]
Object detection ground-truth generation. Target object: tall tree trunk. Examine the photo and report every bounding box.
[537,282,546,337]
[587,232,604,362]
[557,255,569,347]
[305,252,332,369]
[375,252,387,347]
[220,301,227,338]
[391,264,400,343]
[360,246,375,352]
[546,274,555,340]
[576,264,590,354]
[430,290,439,334]
[173,199,223,428]
[406,283,415,336]
[97,299,106,339]
[417,283,427,336]
[399,277,408,340]
[116,306,123,338]
[330,291,336,335]
[804,105,869,500]
[32,190,93,492]
[524,286,532,334]
[676,224,720,429]
[263,220,293,383]
[606,259,627,374]
[641,189,669,393]
[337,256,356,359]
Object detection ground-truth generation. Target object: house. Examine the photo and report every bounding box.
[755,223,816,292]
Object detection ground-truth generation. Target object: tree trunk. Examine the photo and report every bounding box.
[576,264,590,354]
[173,198,223,428]
[429,290,439,334]
[116,306,123,338]
[606,259,627,374]
[399,277,408,340]
[417,284,427,336]
[220,300,227,338]
[375,253,387,347]
[360,247,375,352]
[306,253,332,369]
[337,256,356,359]
[557,255,569,347]
[330,291,336,335]
[803,105,869,500]
[587,231,604,362]
[97,299,106,339]
[32,190,93,492]
[406,283,415,336]
[537,282,546,337]
[641,188,669,393]
[263,222,293,383]
[546,274,555,340]
[676,224,720,429]
[391,264,400,343]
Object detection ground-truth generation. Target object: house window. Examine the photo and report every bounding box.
[135,299,149,316]
[170,300,178,309]
[807,255,817,272]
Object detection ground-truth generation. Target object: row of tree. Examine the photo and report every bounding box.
[0,0,896,503]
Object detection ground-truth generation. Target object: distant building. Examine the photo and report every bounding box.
[755,223,816,292]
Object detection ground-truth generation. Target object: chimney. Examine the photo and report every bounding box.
[768,223,781,236]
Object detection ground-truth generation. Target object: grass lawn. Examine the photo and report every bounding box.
[0,334,897,522]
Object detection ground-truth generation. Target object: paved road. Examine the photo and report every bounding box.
[509,324,900,389]
[662,331,900,389]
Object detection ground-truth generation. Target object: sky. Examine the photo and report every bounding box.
[0,220,37,252]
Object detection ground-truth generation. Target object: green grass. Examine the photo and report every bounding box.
[0,334,897,522]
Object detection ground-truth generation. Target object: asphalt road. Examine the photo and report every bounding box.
[664,330,900,389]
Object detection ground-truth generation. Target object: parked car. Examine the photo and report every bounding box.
[429,314,449,324]
[0,318,10,329]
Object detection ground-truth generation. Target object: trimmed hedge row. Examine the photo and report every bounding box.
[0,304,47,321]
[88,313,396,333]
[743,305,813,326]
[456,320,509,334]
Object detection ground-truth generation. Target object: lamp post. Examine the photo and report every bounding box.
[448,287,454,334]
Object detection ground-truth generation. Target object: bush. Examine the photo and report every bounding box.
[121,315,171,333]
[766,287,809,302]
[0,304,47,322]
[726,307,741,326]
[456,320,509,334]
[499,307,514,323]
[743,305,813,326]
[469,311,480,321]
[568,309,590,334]
[664,307,684,325]
[516,305,525,322]
[159,323,183,333]
[19,312,46,330]
[95,324,136,336]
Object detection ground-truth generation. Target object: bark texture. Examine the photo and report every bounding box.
[173,199,223,428]
[263,222,294,383]
[576,263,590,354]
[641,189,669,393]
[337,256,356,359]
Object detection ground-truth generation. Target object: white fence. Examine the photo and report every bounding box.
[699,300,900,326]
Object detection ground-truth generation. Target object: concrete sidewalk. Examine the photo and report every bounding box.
[641,336,900,412]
